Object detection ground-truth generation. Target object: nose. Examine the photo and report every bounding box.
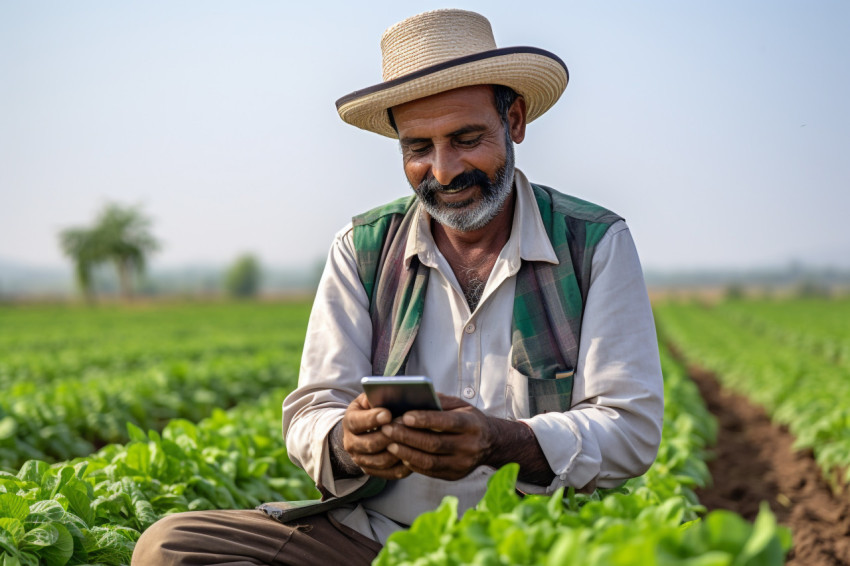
[430,145,464,186]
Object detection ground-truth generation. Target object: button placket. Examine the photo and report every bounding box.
[458,315,479,402]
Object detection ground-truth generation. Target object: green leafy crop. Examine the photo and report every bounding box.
[373,343,791,565]
[655,297,850,489]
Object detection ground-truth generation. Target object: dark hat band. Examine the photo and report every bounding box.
[335,46,568,110]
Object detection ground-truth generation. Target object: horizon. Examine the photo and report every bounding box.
[2,1,849,274]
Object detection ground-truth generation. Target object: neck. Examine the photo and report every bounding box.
[432,188,515,257]
[431,189,516,311]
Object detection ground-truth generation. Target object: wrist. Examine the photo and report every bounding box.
[483,417,556,486]
[482,417,522,469]
[328,420,364,479]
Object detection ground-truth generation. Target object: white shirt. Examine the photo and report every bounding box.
[282,169,664,543]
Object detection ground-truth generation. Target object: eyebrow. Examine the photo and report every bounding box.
[399,125,489,147]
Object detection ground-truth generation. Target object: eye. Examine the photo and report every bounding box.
[455,135,482,147]
[404,143,432,156]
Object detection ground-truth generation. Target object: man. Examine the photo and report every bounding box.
[132,8,663,565]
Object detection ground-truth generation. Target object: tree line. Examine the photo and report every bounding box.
[59,203,260,301]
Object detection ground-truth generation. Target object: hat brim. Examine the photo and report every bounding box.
[336,47,569,138]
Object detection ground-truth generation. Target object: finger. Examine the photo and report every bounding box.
[401,408,472,432]
[360,462,413,481]
[351,449,402,470]
[345,396,392,434]
[353,392,373,410]
[345,430,392,455]
[381,424,455,454]
[386,442,474,481]
[435,393,470,411]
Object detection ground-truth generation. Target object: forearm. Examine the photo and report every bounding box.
[485,417,555,486]
[282,226,375,487]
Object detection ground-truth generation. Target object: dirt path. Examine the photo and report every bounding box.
[687,365,850,565]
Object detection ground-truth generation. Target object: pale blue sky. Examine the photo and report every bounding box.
[2,1,849,273]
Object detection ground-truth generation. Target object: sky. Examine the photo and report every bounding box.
[1,1,849,275]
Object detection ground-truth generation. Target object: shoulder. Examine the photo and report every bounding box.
[530,183,623,225]
[352,195,418,227]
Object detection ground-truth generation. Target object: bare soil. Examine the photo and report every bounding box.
[687,364,850,565]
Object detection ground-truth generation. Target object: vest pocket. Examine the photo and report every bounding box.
[506,367,574,419]
[528,371,574,415]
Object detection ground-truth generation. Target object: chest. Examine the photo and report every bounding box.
[442,248,501,311]
[406,267,518,415]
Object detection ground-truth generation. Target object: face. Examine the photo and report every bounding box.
[391,86,526,233]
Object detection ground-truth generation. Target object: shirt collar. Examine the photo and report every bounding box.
[404,168,559,269]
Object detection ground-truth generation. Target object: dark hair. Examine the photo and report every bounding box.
[492,84,519,126]
[386,84,520,133]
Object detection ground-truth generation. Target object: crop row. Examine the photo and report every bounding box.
[0,351,301,470]
[0,387,318,565]
[0,302,311,386]
[696,297,850,369]
[373,344,790,565]
[0,303,309,470]
[654,298,850,489]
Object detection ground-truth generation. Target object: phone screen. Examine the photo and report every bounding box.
[361,376,442,418]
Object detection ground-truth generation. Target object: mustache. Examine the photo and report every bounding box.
[417,169,492,196]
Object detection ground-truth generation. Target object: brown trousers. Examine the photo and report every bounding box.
[130,509,382,566]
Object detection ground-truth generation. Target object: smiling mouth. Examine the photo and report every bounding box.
[438,185,474,195]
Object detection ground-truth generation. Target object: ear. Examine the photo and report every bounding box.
[507,96,527,144]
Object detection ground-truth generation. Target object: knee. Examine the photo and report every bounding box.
[131,513,190,566]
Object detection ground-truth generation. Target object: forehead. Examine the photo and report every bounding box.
[391,85,499,136]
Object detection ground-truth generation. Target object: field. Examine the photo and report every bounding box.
[654,296,850,565]
[2,297,847,564]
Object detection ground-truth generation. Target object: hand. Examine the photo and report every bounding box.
[380,394,496,481]
[341,393,413,480]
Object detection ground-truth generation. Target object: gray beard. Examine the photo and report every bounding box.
[413,130,516,233]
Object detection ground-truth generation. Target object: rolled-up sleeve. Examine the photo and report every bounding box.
[282,225,373,497]
[519,221,664,492]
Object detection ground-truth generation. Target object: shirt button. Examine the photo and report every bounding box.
[462,387,475,399]
[464,323,476,334]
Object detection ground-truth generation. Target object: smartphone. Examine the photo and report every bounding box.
[361,376,442,418]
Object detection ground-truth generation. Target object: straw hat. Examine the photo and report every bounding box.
[335,9,569,138]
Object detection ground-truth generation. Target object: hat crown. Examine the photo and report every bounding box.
[380,9,497,81]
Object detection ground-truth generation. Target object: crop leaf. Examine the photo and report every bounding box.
[733,504,786,566]
[497,528,530,563]
[48,467,75,500]
[0,496,28,523]
[0,550,25,566]
[124,443,151,475]
[0,519,24,546]
[27,500,66,524]
[375,496,457,566]
[478,463,519,515]
[0,418,17,441]
[545,530,582,566]
[57,478,95,527]
[15,462,46,486]
[126,423,148,443]
[21,523,73,566]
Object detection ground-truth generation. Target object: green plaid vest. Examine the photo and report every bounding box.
[352,183,622,416]
[257,183,622,523]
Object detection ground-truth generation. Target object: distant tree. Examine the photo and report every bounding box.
[59,203,159,300]
[795,279,831,299]
[723,283,745,301]
[93,204,159,298]
[224,254,261,298]
[59,228,101,302]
